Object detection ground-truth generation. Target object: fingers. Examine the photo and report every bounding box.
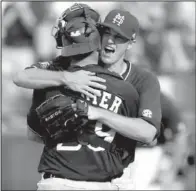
[80,70,106,84]
[82,70,96,76]
[81,90,95,99]
[90,76,106,83]
[86,71,95,76]
[89,81,106,90]
[85,86,101,97]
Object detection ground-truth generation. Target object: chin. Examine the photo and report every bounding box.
[101,57,114,66]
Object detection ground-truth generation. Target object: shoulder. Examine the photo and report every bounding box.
[25,59,54,70]
[129,63,160,91]
[48,56,71,71]
[134,63,158,81]
[25,56,71,70]
[25,61,51,70]
[52,56,71,65]
[141,67,160,89]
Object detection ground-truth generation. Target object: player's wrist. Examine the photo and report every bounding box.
[88,105,102,120]
[61,71,72,85]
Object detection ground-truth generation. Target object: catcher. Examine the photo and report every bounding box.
[13,3,161,190]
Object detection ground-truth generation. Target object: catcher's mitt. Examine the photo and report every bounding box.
[27,94,89,144]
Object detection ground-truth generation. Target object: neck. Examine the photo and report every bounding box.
[70,51,99,67]
[104,57,127,75]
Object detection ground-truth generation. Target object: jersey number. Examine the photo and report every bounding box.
[94,122,116,143]
[57,122,116,152]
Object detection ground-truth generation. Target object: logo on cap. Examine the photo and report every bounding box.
[112,13,125,26]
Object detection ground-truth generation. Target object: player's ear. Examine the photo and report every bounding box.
[127,41,132,50]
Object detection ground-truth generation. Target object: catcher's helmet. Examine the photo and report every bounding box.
[52,3,101,57]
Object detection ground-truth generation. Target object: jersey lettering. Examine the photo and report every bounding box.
[83,90,122,113]
[99,92,112,109]
[57,143,105,152]
[85,94,98,105]
[84,90,122,145]
[57,143,82,151]
[109,96,122,113]
[57,90,122,152]
[95,122,116,143]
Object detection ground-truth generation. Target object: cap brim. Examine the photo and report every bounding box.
[99,23,130,40]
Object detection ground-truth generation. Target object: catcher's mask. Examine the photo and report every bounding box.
[51,3,101,57]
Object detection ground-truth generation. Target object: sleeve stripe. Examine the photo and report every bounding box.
[25,66,38,70]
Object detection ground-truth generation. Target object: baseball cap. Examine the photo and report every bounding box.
[100,9,139,40]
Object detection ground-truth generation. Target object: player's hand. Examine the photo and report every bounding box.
[63,70,106,98]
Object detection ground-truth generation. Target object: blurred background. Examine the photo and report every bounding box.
[1,1,195,190]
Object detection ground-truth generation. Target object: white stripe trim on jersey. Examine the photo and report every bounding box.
[56,143,105,152]
[56,143,82,151]
[123,61,132,81]
[87,144,105,152]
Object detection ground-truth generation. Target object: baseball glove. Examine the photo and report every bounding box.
[27,94,89,144]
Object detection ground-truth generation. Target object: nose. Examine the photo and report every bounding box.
[107,35,115,44]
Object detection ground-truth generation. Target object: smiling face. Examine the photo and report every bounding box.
[100,27,132,66]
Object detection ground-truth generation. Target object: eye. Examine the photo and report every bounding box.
[103,30,110,35]
[116,35,122,39]
[104,32,110,36]
[115,35,128,42]
[116,34,126,40]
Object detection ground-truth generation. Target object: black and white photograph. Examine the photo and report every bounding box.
[1,1,195,190]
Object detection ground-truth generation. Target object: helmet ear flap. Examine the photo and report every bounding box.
[54,30,63,48]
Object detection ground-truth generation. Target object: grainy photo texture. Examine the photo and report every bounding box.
[2,2,195,190]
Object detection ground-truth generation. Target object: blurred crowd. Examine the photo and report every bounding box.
[2,2,195,190]
[2,2,195,72]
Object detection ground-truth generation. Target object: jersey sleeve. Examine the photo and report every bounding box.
[25,61,53,70]
[138,72,162,137]
[25,56,70,71]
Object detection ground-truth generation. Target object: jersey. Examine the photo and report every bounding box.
[122,61,179,145]
[121,60,162,137]
[27,56,139,181]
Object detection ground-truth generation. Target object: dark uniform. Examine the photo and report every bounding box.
[27,56,161,181]
[123,60,161,132]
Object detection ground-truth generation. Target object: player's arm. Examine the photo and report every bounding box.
[89,107,157,144]
[13,65,65,89]
[13,62,106,98]
[88,73,162,144]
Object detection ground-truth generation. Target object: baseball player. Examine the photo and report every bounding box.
[13,4,162,190]
[29,5,140,190]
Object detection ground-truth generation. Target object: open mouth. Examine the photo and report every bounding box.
[104,46,115,54]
